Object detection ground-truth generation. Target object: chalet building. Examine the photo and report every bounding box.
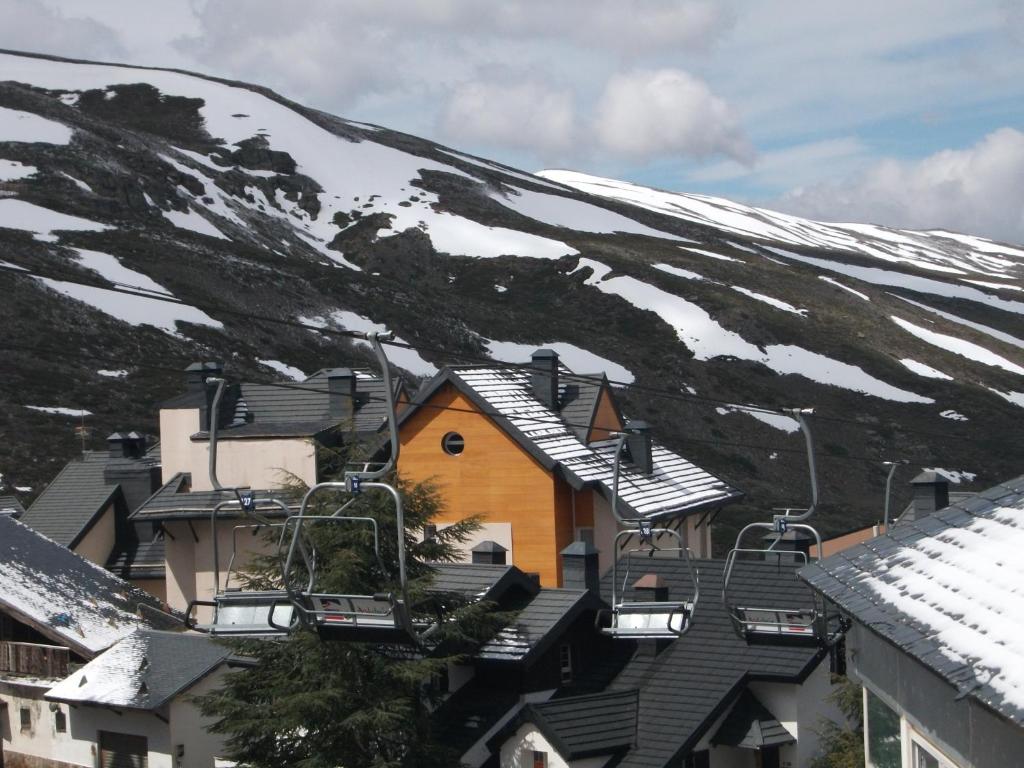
[131,362,406,614]
[442,544,842,767]
[398,350,741,585]
[802,474,1024,768]
[0,515,175,767]
[45,630,236,768]
[18,432,165,600]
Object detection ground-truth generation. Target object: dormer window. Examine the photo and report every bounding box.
[442,432,465,456]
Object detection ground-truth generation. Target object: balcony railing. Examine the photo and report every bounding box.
[0,640,70,679]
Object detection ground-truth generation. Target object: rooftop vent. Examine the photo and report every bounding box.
[471,540,507,565]
[625,420,653,475]
[560,540,600,593]
[530,349,559,410]
[107,431,147,459]
[184,361,223,392]
[907,470,950,523]
[325,368,356,421]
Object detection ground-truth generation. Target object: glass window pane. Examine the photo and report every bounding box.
[866,690,901,768]
[914,742,940,768]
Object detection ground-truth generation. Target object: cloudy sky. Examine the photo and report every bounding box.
[3,0,1023,242]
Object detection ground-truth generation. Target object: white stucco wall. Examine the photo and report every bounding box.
[168,669,228,768]
[499,723,609,768]
[73,503,117,566]
[159,407,316,491]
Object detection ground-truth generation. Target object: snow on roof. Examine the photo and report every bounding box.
[802,476,1024,723]
[46,629,231,710]
[451,367,738,519]
[0,516,170,657]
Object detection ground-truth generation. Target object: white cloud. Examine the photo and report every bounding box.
[776,128,1024,243]
[0,0,125,61]
[593,69,754,164]
[688,136,869,187]
[440,80,575,153]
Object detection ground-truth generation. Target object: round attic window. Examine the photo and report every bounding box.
[442,432,465,456]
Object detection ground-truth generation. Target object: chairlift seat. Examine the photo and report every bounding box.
[734,606,819,642]
[191,591,295,638]
[305,594,427,644]
[601,601,693,639]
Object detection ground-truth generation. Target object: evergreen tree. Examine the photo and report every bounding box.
[194,471,507,768]
[811,675,865,768]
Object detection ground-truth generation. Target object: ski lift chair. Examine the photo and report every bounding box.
[596,426,700,640]
[276,332,437,646]
[720,409,837,645]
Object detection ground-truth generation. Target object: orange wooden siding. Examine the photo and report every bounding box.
[399,383,570,585]
[588,385,623,442]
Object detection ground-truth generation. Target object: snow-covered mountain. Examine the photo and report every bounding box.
[2,49,1022,544]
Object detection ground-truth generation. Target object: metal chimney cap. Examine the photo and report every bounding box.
[911,470,953,485]
[471,539,508,553]
[560,540,599,557]
[324,367,355,378]
[531,348,558,359]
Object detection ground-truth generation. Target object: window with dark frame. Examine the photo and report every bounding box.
[559,643,573,683]
[20,706,31,730]
[442,432,465,456]
[55,708,67,733]
[532,750,547,768]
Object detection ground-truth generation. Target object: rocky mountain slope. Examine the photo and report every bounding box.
[2,49,1023,548]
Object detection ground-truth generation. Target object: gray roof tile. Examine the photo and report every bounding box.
[21,452,123,546]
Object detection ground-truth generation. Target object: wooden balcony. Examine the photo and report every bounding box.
[0,640,70,679]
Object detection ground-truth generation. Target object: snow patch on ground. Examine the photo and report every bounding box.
[0,105,72,144]
[819,276,870,301]
[891,316,1024,375]
[681,246,742,263]
[939,409,968,421]
[327,310,438,377]
[24,405,92,417]
[893,295,1024,351]
[584,271,932,402]
[568,258,613,285]
[163,207,229,240]
[715,405,801,433]
[0,198,109,241]
[0,159,37,181]
[732,286,807,316]
[494,284,508,293]
[61,172,93,193]
[653,263,705,281]
[259,359,305,381]
[899,358,953,380]
[485,339,635,383]
[97,369,128,378]
[989,389,1024,408]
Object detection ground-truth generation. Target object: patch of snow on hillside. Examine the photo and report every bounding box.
[61,172,93,193]
[0,159,36,181]
[891,316,1024,375]
[893,295,1024,351]
[819,276,870,300]
[0,105,72,144]
[989,388,1024,408]
[899,358,953,380]
[940,410,968,421]
[715,405,801,433]
[767,247,1024,316]
[417,214,576,259]
[681,246,742,263]
[585,271,931,402]
[486,339,635,383]
[491,185,685,241]
[568,258,613,286]
[35,249,221,335]
[494,284,507,293]
[163,207,229,240]
[329,310,437,376]
[25,406,92,417]
[927,230,1024,259]
[653,263,704,281]
[732,286,807,316]
[437,150,566,190]
[259,359,305,381]
[0,198,109,241]
[963,279,1022,292]
[97,369,128,378]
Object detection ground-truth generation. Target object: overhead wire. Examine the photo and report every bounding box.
[0,260,989,449]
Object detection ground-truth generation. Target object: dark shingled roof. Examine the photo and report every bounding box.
[428,562,539,602]
[130,473,300,521]
[478,588,600,664]
[528,689,639,758]
[711,689,795,749]
[47,629,232,710]
[578,557,824,767]
[0,517,176,658]
[20,452,123,547]
[0,495,26,517]
[802,474,1024,726]
[106,531,166,580]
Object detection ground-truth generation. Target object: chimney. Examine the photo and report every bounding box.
[471,540,507,565]
[107,431,147,459]
[633,573,669,602]
[560,540,600,593]
[530,349,559,410]
[185,361,223,392]
[909,470,950,522]
[625,421,653,475]
[325,368,356,421]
